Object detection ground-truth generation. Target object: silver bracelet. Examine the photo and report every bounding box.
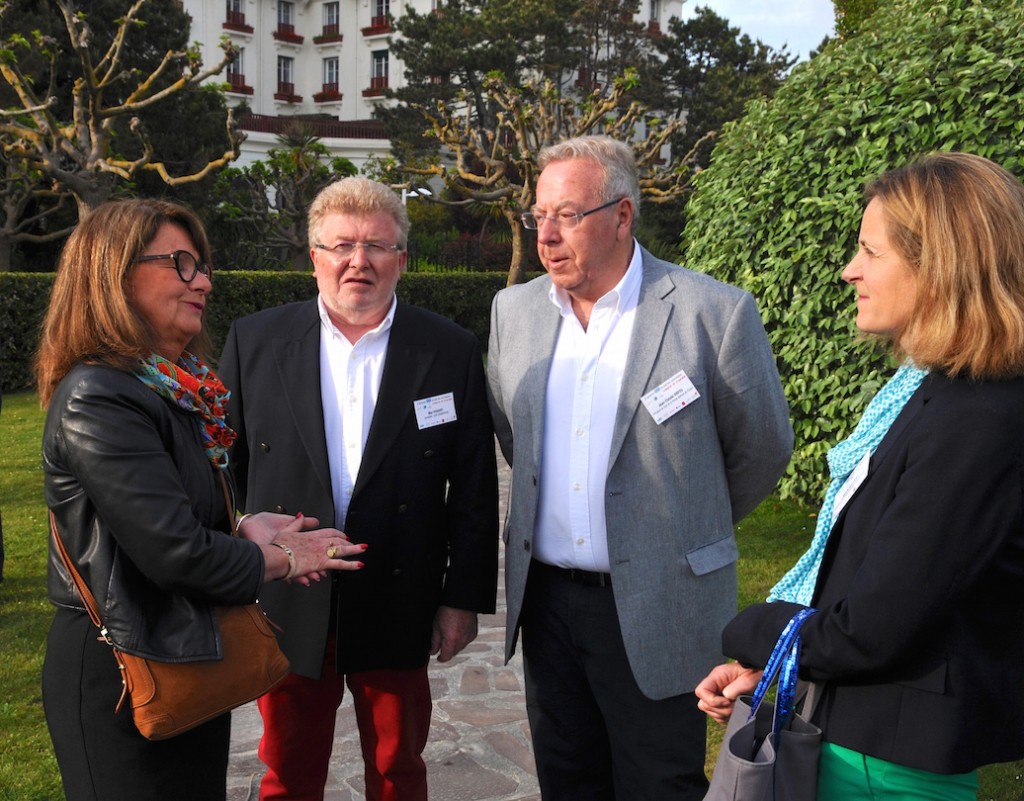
[236,513,254,531]
[271,542,298,580]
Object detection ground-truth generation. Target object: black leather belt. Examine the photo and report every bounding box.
[533,560,612,587]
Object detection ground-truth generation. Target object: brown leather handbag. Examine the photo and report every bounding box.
[48,474,289,741]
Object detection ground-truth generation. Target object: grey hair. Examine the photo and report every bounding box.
[307,176,411,248]
[537,135,641,230]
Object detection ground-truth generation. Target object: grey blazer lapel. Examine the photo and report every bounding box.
[607,256,674,470]
[526,301,561,468]
[270,305,333,497]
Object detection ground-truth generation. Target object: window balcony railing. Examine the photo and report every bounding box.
[575,68,598,90]
[314,23,343,44]
[226,72,254,94]
[314,83,342,102]
[273,23,304,44]
[223,9,254,33]
[361,15,392,35]
[237,114,389,140]
[362,75,388,97]
[274,81,302,102]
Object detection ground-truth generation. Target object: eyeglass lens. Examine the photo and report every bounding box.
[317,242,399,260]
[172,251,210,282]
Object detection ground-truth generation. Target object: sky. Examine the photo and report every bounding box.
[679,0,836,62]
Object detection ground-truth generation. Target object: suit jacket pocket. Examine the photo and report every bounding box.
[685,535,739,576]
[893,657,947,694]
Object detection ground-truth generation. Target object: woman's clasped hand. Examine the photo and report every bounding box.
[236,511,367,585]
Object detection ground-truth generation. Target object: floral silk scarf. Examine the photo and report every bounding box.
[136,352,237,470]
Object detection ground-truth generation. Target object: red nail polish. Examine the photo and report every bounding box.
[357,562,365,568]
[360,543,369,550]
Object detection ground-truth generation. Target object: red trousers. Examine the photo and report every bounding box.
[256,635,431,801]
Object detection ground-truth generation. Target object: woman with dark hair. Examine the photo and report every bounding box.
[697,152,1024,800]
[37,199,366,801]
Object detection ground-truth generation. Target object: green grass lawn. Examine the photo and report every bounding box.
[1,390,1021,800]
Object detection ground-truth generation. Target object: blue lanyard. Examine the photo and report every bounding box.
[746,607,818,738]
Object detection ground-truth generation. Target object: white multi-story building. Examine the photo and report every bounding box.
[181,0,680,170]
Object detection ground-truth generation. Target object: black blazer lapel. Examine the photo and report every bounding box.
[869,372,951,471]
[825,372,944,559]
[270,303,333,497]
[353,305,436,496]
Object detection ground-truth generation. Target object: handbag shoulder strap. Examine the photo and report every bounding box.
[217,469,239,536]
[49,511,105,633]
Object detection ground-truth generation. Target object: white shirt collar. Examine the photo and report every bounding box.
[547,239,643,319]
[316,293,397,342]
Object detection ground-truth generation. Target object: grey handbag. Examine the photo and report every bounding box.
[704,608,822,801]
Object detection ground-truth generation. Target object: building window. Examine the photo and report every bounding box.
[316,1,342,41]
[276,55,299,100]
[367,0,390,29]
[323,57,339,87]
[278,1,294,28]
[364,49,388,95]
[648,0,662,33]
[324,1,339,27]
[224,0,252,32]
[316,57,341,101]
[273,0,304,41]
[227,48,243,83]
[226,48,253,93]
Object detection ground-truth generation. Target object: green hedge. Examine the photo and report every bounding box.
[0,271,510,393]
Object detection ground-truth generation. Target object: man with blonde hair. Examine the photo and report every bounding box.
[220,176,498,801]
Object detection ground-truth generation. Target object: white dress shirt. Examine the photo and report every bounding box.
[318,294,396,525]
[533,242,642,572]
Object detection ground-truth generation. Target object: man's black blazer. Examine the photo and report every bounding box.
[724,373,1024,774]
[219,299,498,676]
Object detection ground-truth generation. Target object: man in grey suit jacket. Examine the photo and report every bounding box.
[220,177,498,801]
[487,136,792,800]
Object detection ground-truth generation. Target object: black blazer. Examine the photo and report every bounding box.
[219,299,498,676]
[724,373,1024,774]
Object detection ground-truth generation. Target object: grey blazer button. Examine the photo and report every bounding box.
[397,504,408,513]
[523,541,531,552]
[392,568,402,576]
[273,505,286,514]
[260,442,271,452]
[423,449,435,458]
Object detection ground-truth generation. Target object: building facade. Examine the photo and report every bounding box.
[182,0,680,169]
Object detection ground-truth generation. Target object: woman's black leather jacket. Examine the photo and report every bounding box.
[44,363,265,661]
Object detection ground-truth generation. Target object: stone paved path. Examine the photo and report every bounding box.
[227,449,540,801]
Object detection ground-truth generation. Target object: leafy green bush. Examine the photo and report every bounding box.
[0,272,508,393]
[0,273,53,394]
[682,0,1024,503]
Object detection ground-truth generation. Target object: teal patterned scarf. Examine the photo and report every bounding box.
[769,363,929,605]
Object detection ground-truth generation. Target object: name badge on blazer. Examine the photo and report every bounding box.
[831,451,870,524]
[414,392,457,429]
[641,368,701,424]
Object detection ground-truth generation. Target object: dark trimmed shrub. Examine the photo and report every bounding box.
[0,272,509,393]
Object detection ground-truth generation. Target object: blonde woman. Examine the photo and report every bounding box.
[697,152,1024,800]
